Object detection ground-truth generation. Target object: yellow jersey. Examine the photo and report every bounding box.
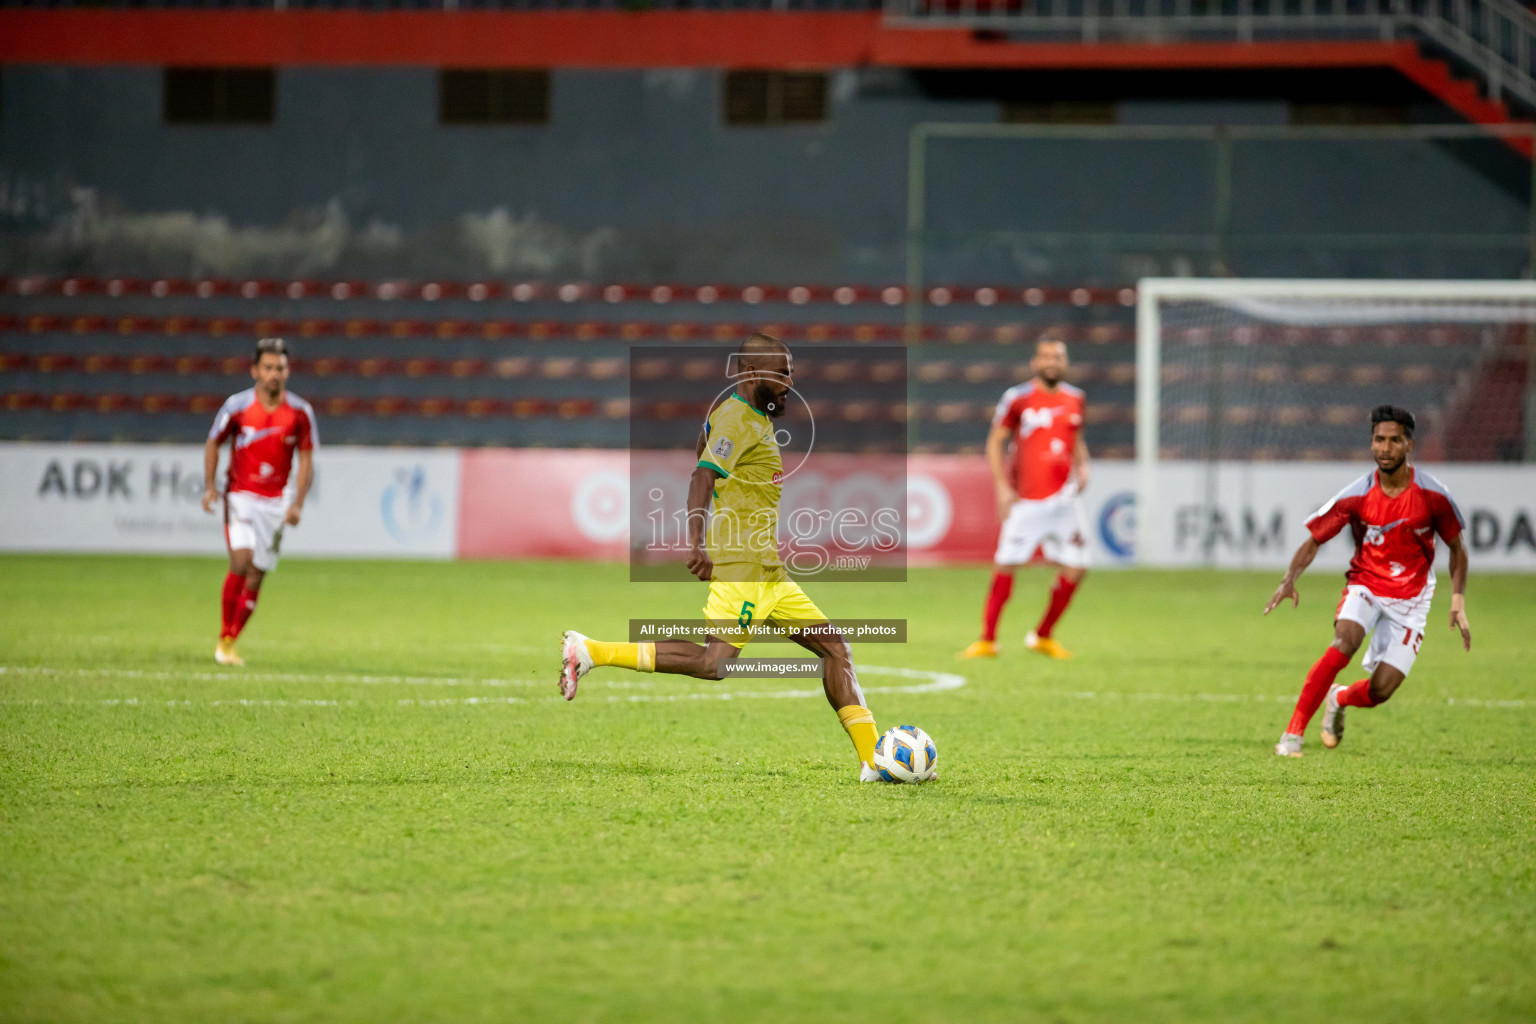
[698,392,782,574]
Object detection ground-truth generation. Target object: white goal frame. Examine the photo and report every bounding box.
[1134,277,1536,565]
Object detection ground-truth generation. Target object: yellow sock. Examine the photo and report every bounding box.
[584,640,656,673]
[837,705,879,766]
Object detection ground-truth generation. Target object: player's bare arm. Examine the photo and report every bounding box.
[1265,536,1319,614]
[286,449,314,525]
[1072,433,1091,492]
[1446,532,1471,651]
[286,448,314,527]
[201,435,222,513]
[985,421,1015,521]
[685,465,716,582]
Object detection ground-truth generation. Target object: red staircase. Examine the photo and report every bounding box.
[1392,49,1535,158]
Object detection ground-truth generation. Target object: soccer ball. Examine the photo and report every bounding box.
[872,725,937,783]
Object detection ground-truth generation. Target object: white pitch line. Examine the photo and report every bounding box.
[0,697,362,708]
[1063,690,1296,704]
[1445,697,1536,708]
[0,663,967,708]
[1060,690,1536,709]
[0,665,546,688]
[0,663,1526,710]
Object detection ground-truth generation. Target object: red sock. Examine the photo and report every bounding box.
[1336,679,1378,708]
[1286,646,1351,735]
[220,573,244,639]
[230,585,260,639]
[981,572,1014,642]
[1035,574,1080,640]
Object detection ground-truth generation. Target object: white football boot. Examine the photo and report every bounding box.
[214,637,244,666]
[1274,732,1304,758]
[1320,683,1348,749]
[859,763,886,783]
[558,630,594,700]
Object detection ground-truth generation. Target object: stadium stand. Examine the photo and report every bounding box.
[1,0,1532,460]
[1,273,1520,459]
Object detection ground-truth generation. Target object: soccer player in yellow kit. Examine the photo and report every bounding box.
[559,333,887,782]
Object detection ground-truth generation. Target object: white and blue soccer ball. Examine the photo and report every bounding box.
[872,725,937,783]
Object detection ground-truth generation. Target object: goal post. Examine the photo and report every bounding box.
[1134,278,1536,567]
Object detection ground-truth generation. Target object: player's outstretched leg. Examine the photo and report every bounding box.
[558,633,744,699]
[959,570,1013,659]
[1025,567,1085,660]
[1324,664,1405,749]
[1276,620,1363,756]
[558,632,657,700]
[790,622,886,782]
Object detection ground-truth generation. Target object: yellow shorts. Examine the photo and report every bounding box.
[702,574,829,649]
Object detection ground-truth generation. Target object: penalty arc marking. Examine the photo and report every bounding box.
[2,666,1529,709]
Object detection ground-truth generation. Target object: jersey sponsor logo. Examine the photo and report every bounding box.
[1362,517,1406,547]
[1020,407,1056,438]
[1389,561,1407,577]
[711,437,734,460]
[235,424,284,450]
[772,471,783,486]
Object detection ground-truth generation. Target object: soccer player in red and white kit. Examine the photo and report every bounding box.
[959,336,1091,661]
[1266,406,1470,757]
[201,337,317,666]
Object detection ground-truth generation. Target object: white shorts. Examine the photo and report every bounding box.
[995,486,1091,569]
[1336,581,1434,677]
[225,490,288,572]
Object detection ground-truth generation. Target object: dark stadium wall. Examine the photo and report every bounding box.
[1,65,1530,283]
[0,66,993,282]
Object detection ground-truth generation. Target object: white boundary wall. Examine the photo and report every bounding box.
[0,442,459,559]
[0,443,1531,570]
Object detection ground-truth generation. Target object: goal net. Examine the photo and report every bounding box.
[1135,279,1536,567]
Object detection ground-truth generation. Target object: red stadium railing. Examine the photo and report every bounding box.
[2,391,1035,426]
[0,350,1459,388]
[0,313,1135,345]
[1,390,1388,441]
[0,276,1139,309]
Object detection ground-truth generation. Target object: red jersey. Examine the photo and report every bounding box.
[1305,467,1464,600]
[209,388,318,499]
[993,381,1086,500]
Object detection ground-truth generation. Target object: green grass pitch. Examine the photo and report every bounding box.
[1,554,1532,1022]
